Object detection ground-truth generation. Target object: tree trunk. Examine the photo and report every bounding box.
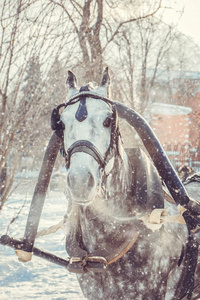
[76,0,103,82]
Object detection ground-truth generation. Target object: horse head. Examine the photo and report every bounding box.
[58,68,127,207]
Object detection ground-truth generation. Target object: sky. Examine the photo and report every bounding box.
[172,0,200,46]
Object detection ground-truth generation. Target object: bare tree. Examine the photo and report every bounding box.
[108,13,181,114]
[0,0,74,210]
[164,33,200,106]
[49,0,163,83]
[1,0,193,210]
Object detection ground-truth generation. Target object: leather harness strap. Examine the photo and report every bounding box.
[67,230,140,273]
[139,208,186,232]
[106,231,139,265]
[16,185,196,271]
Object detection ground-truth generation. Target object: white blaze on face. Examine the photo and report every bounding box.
[61,98,113,204]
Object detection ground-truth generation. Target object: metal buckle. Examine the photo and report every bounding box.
[69,256,107,265]
[87,256,108,264]
[69,257,82,264]
[67,256,108,274]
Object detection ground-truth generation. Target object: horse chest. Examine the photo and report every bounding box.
[77,241,177,300]
[76,243,171,300]
[79,208,117,252]
[77,210,183,300]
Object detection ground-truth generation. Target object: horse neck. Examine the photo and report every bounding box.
[100,148,132,213]
[108,148,130,193]
[77,150,133,241]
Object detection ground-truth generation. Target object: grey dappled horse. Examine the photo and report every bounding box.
[55,68,200,299]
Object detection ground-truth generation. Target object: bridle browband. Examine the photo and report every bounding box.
[51,91,120,171]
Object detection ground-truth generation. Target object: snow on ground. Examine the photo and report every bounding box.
[1,175,200,300]
[0,184,85,300]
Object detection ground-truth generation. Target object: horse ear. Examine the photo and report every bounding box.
[100,67,110,88]
[66,70,77,90]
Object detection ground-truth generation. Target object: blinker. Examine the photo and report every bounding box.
[51,103,66,139]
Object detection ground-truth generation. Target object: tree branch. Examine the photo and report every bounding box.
[102,0,162,52]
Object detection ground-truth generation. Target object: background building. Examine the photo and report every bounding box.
[150,101,200,171]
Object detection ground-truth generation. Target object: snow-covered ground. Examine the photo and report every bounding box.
[0,183,85,300]
[1,175,200,300]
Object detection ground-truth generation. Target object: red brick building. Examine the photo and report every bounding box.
[150,102,200,170]
[188,96,200,149]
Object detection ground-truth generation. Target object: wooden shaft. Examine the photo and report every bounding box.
[22,133,62,252]
[0,235,69,267]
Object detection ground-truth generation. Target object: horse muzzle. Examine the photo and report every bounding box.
[67,165,97,205]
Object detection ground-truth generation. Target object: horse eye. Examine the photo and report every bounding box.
[103,117,111,128]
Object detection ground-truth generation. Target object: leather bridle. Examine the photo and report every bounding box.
[51,91,120,171]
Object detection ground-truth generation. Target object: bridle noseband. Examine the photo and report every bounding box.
[51,91,120,172]
[65,140,106,169]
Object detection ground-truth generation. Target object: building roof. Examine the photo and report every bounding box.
[151,103,192,115]
[147,69,200,81]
